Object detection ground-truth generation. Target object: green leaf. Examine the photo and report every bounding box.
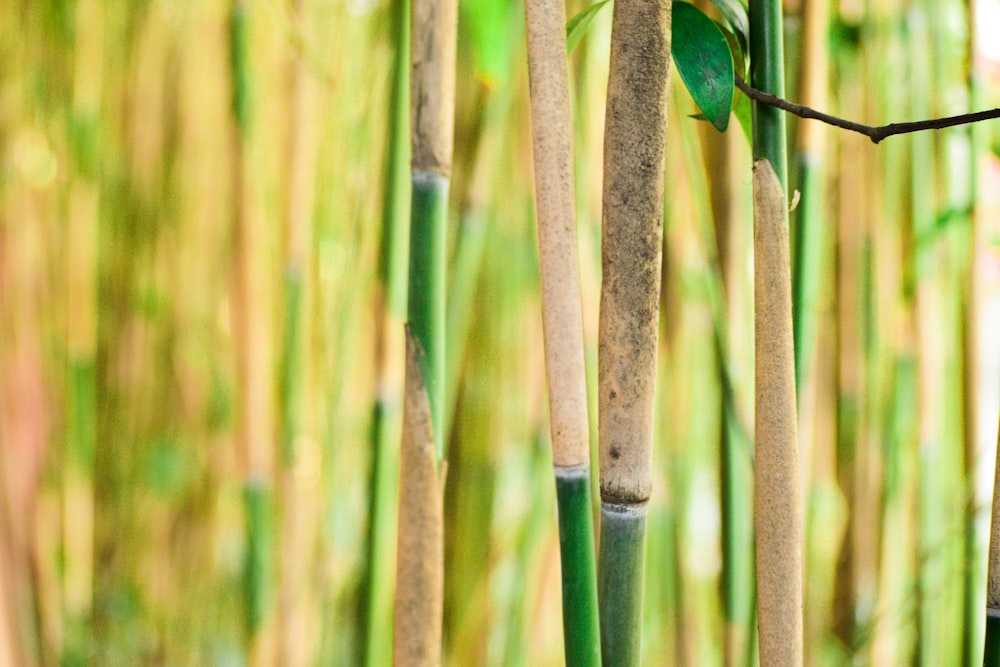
[566,0,611,53]
[709,0,748,57]
[671,2,735,132]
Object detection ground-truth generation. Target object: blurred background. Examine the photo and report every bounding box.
[2,0,1000,665]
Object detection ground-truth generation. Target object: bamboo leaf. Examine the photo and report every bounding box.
[710,0,748,57]
[672,2,734,132]
[566,0,611,53]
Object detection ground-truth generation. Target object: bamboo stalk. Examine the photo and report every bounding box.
[394,0,456,660]
[749,0,802,662]
[791,0,829,405]
[360,0,409,664]
[752,158,803,666]
[597,0,671,663]
[523,0,600,662]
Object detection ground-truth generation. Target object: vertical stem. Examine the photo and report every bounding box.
[523,0,601,662]
[597,0,671,664]
[791,0,829,400]
[749,0,787,188]
[749,0,801,664]
[363,1,410,665]
[752,157,803,667]
[394,0,456,661]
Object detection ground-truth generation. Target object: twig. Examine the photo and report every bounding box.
[735,74,1000,144]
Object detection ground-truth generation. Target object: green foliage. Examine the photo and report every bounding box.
[568,1,742,134]
[672,2,734,132]
[709,0,748,56]
[462,0,516,85]
[566,0,611,53]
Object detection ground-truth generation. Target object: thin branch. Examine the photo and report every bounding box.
[735,73,1000,144]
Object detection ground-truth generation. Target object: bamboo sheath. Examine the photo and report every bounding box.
[524,0,589,467]
[752,159,804,666]
[598,0,671,506]
[394,332,447,667]
[411,0,457,177]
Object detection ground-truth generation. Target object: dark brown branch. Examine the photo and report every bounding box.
[735,73,1000,144]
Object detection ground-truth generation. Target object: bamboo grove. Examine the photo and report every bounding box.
[2,0,1000,665]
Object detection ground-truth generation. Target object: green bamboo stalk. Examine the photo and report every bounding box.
[597,0,671,663]
[393,0,456,660]
[444,83,511,439]
[523,0,600,662]
[599,503,646,665]
[686,104,756,667]
[555,469,601,665]
[749,1,801,655]
[749,0,787,189]
[360,1,410,664]
[790,0,829,400]
[965,5,985,664]
[907,5,952,665]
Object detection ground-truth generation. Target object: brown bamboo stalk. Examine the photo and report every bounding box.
[597,0,671,661]
[395,332,447,666]
[598,0,670,508]
[753,158,803,666]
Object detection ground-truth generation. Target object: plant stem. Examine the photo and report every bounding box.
[598,503,647,666]
[598,0,671,663]
[523,0,601,662]
[394,0,456,661]
[752,157,803,667]
[362,1,409,663]
[556,469,601,666]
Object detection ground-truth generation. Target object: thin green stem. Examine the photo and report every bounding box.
[748,0,787,187]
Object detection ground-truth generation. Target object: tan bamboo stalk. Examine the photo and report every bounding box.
[753,158,803,666]
[597,0,671,662]
[525,0,589,472]
[523,0,601,661]
[393,0,456,662]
